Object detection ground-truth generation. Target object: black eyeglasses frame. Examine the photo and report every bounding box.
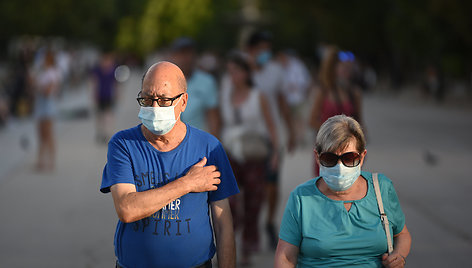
[136,91,184,107]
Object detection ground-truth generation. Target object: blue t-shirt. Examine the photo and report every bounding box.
[279,171,405,267]
[100,124,239,268]
[181,70,218,131]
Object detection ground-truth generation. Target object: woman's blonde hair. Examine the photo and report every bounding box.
[318,46,339,90]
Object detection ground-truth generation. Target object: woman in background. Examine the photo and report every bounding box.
[309,46,363,176]
[220,51,279,266]
[33,50,61,171]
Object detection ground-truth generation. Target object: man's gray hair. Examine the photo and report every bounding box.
[315,115,365,154]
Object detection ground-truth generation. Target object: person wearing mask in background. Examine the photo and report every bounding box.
[277,49,312,148]
[275,115,411,267]
[100,61,239,268]
[91,52,118,143]
[309,46,364,176]
[220,51,279,266]
[169,37,221,137]
[32,50,61,171]
[245,31,296,250]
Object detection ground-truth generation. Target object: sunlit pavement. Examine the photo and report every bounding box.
[0,70,471,267]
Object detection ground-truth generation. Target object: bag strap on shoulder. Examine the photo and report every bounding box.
[372,173,394,254]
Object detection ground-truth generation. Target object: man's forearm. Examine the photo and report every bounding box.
[211,199,236,268]
[112,179,190,223]
[215,226,236,268]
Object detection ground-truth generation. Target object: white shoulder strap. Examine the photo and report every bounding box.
[372,173,394,254]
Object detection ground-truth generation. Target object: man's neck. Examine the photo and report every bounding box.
[141,122,187,152]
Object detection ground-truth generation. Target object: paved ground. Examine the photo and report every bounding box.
[0,69,471,267]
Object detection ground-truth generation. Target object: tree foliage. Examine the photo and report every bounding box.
[0,0,470,78]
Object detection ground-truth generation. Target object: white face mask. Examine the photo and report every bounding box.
[138,97,182,135]
[320,163,361,192]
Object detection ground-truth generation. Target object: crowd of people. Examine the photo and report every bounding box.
[1,32,411,267]
[98,31,411,268]
[0,38,124,171]
[160,33,374,266]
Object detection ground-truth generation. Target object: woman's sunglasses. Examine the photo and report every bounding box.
[319,152,361,167]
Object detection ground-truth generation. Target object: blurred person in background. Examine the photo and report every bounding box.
[220,51,279,266]
[309,46,364,176]
[277,49,312,148]
[32,49,61,171]
[197,51,221,81]
[421,64,444,103]
[91,52,118,143]
[245,31,295,249]
[275,115,411,267]
[0,93,9,127]
[100,61,239,268]
[169,37,220,137]
[9,49,33,117]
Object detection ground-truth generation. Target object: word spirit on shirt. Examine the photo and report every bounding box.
[132,217,192,236]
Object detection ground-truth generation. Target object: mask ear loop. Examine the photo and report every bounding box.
[173,94,185,121]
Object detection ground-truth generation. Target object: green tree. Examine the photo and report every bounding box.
[115,0,213,55]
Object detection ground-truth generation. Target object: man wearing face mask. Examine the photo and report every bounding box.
[100,61,239,268]
[275,115,411,268]
[245,30,296,250]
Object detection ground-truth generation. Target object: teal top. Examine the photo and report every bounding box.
[181,69,218,132]
[279,171,405,267]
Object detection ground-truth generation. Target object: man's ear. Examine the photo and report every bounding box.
[180,93,188,113]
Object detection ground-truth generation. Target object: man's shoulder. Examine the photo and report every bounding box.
[110,125,141,143]
[188,125,220,145]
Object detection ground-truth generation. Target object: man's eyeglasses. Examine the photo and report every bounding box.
[136,92,184,107]
[319,151,361,167]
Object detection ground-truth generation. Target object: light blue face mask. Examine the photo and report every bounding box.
[256,50,272,66]
[138,97,181,135]
[320,163,361,192]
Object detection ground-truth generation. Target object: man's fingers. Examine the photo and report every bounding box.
[194,157,207,167]
[204,165,217,172]
[213,178,221,185]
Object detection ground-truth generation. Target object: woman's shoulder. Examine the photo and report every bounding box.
[363,171,394,190]
[290,178,318,196]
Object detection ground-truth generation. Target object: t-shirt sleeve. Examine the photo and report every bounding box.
[380,174,406,235]
[207,142,239,202]
[100,135,135,193]
[279,190,302,247]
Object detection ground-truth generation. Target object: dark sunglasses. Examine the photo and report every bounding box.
[136,92,184,107]
[319,151,361,167]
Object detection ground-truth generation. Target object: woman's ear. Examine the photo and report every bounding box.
[360,149,367,166]
[314,150,320,165]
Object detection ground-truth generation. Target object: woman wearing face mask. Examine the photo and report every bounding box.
[275,115,411,268]
[309,46,364,177]
[220,51,279,266]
